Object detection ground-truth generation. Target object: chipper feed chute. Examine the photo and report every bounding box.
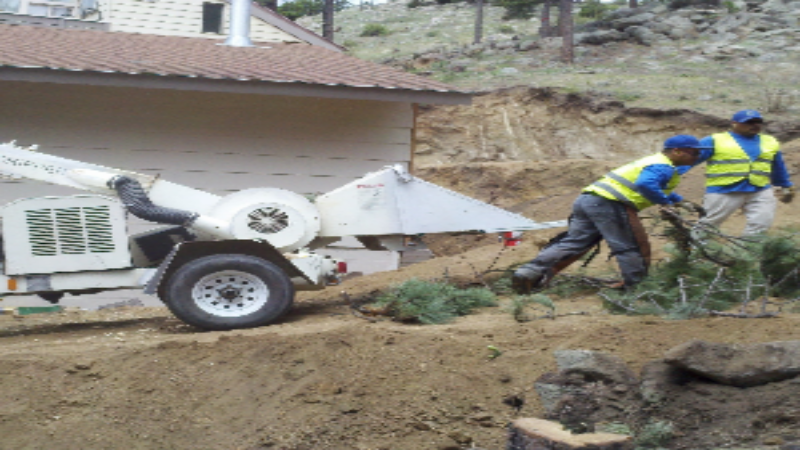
[315,166,567,238]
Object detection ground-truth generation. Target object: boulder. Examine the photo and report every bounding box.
[554,350,638,385]
[646,22,673,36]
[639,360,691,404]
[664,340,800,387]
[534,351,639,430]
[627,26,659,46]
[661,15,696,38]
[611,12,656,31]
[577,30,629,46]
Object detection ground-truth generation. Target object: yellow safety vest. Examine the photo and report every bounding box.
[583,153,679,211]
[706,132,780,187]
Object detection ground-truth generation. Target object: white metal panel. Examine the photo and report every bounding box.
[316,168,567,237]
[2,195,133,275]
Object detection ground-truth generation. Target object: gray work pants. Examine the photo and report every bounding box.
[701,187,776,236]
[523,194,647,286]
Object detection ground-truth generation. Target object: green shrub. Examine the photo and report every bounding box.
[498,24,516,34]
[492,0,538,20]
[578,0,612,20]
[425,30,440,37]
[369,278,497,324]
[275,0,350,20]
[723,0,739,12]
[360,23,390,37]
[635,420,674,448]
[506,293,555,322]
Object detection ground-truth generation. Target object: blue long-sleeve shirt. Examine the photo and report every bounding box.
[695,133,793,194]
[634,164,683,205]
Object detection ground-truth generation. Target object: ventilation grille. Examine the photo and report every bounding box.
[26,206,116,256]
[247,207,290,234]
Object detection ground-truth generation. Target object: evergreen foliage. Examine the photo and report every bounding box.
[360,23,391,36]
[601,230,800,319]
[506,293,555,321]
[370,278,497,324]
[578,0,613,20]
[491,0,543,20]
[276,0,350,20]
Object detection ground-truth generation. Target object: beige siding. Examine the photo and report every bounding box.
[0,81,412,203]
[101,0,301,42]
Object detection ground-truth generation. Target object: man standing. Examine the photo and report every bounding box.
[512,135,703,293]
[697,109,793,235]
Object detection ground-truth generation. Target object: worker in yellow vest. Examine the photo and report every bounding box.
[512,135,703,293]
[696,109,793,235]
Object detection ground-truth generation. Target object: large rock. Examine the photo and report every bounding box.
[664,340,800,387]
[577,30,629,46]
[639,360,691,404]
[554,350,638,386]
[611,13,656,31]
[627,26,659,46]
[661,15,696,38]
[534,351,639,431]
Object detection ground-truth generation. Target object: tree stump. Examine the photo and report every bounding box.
[507,418,633,450]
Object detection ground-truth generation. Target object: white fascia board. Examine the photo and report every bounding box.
[0,67,472,105]
[233,0,344,52]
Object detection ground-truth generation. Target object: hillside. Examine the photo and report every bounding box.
[298,0,800,121]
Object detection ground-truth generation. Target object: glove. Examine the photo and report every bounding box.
[778,187,795,204]
[673,200,706,217]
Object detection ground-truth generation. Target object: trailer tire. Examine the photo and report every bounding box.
[163,254,295,330]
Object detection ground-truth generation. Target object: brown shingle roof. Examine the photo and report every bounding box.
[0,24,462,93]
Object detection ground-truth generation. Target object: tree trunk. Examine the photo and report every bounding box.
[539,0,552,37]
[556,0,566,36]
[560,0,574,64]
[474,0,484,44]
[322,0,334,41]
[508,418,634,450]
[629,0,638,8]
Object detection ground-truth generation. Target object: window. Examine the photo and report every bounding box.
[202,2,223,34]
[17,0,79,17]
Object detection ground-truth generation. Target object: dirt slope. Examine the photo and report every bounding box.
[415,87,800,167]
[3,140,800,449]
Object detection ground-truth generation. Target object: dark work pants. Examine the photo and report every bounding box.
[524,194,647,286]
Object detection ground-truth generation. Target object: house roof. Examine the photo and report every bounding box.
[0,24,470,104]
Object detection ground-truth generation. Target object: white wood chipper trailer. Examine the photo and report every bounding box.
[0,142,565,330]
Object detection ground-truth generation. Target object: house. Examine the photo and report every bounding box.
[0,0,334,47]
[0,10,471,308]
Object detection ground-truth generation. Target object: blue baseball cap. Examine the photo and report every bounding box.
[732,109,763,123]
[664,134,702,149]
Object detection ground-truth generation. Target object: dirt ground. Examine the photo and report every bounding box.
[1,141,800,450]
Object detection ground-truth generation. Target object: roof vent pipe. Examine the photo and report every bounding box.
[224,0,253,47]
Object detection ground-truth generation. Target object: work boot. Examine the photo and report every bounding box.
[512,265,545,295]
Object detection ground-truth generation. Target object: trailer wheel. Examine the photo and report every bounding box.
[163,254,295,330]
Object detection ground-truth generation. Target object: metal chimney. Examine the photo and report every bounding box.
[224,0,253,47]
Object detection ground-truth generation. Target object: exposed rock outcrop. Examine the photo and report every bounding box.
[664,339,800,387]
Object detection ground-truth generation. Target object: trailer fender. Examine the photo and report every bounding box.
[144,240,310,297]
